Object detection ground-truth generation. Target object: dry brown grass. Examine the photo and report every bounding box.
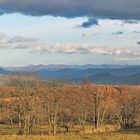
[0,133,140,140]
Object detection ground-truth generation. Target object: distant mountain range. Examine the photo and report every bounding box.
[4,64,130,72]
[1,64,140,85]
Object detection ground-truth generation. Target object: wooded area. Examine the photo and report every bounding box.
[0,76,140,135]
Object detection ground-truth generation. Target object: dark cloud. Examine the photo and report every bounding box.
[0,0,140,19]
[120,20,140,26]
[137,41,140,45]
[112,31,124,35]
[123,20,140,24]
[81,18,99,28]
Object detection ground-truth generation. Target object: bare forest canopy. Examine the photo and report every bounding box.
[0,75,140,135]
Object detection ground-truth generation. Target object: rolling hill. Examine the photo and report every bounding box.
[1,64,140,85]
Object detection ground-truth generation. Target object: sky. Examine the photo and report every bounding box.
[0,0,140,66]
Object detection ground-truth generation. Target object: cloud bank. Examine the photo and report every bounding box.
[1,33,140,57]
[0,0,140,19]
[33,43,140,56]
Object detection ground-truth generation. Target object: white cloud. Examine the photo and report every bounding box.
[1,33,140,57]
[0,33,38,49]
[33,43,140,56]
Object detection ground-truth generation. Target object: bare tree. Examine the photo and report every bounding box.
[41,81,63,135]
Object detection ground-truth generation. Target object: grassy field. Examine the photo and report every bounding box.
[0,125,140,140]
[0,132,140,140]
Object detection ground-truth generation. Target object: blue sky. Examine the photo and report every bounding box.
[0,1,140,66]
